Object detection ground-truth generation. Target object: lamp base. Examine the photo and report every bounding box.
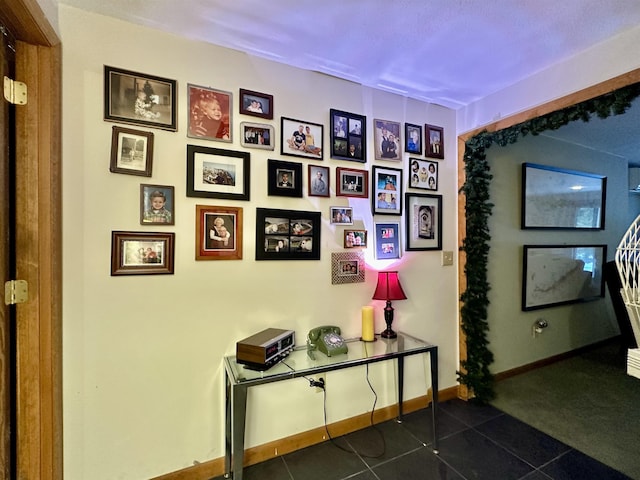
[380,328,397,339]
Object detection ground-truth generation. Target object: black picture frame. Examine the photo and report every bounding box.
[268,159,303,198]
[405,123,422,154]
[280,117,324,160]
[330,108,366,162]
[186,145,250,201]
[374,222,401,260]
[408,158,438,191]
[372,166,403,215]
[104,65,177,131]
[256,208,321,260]
[140,184,175,225]
[239,88,274,120]
[425,124,444,159]
[405,193,442,251]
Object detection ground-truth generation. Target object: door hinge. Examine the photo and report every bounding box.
[5,280,28,305]
[3,76,27,105]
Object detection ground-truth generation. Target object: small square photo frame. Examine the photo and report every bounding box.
[344,229,367,248]
[195,205,243,260]
[372,166,403,215]
[268,159,303,197]
[405,123,422,155]
[280,117,324,159]
[104,66,177,131]
[111,231,175,275]
[239,88,273,119]
[187,84,232,142]
[330,109,366,162]
[331,251,365,285]
[336,167,368,198]
[140,184,174,225]
[240,122,274,150]
[405,193,442,251]
[186,145,250,201]
[409,158,438,190]
[110,126,154,177]
[256,208,321,261]
[425,124,444,159]
[374,223,401,260]
[373,119,401,161]
[308,164,330,197]
[330,207,354,225]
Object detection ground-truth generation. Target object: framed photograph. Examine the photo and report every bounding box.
[425,124,444,159]
[110,126,154,176]
[186,145,250,201]
[140,184,174,225]
[187,84,232,142]
[522,162,606,230]
[330,108,366,162]
[281,117,323,159]
[268,159,303,197]
[374,222,401,260]
[522,244,607,311]
[256,208,321,261]
[331,251,365,285]
[373,119,401,161]
[405,193,442,251]
[405,123,422,154]
[409,158,438,190]
[308,165,330,197]
[110,231,175,276]
[239,88,273,120]
[344,229,367,248]
[336,167,368,198]
[240,122,274,150]
[372,166,403,215]
[104,65,177,131]
[330,207,354,225]
[195,205,243,260]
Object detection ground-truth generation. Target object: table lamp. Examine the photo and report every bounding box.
[372,271,407,339]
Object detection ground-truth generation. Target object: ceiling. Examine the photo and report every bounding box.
[57,0,640,164]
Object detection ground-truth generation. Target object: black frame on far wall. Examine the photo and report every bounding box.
[409,158,438,191]
[405,193,442,251]
[268,159,303,197]
[330,108,366,162]
[405,123,422,154]
[371,166,402,215]
[425,124,444,159]
[186,145,250,201]
[239,88,273,120]
[256,208,321,260]
[374,222,401,260]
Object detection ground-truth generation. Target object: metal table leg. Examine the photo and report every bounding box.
[430,347,439,454]
[397,356,404,422]
[231,384,248,480]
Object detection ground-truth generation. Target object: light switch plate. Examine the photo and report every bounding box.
[442,251,454,266]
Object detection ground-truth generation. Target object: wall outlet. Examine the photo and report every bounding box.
[315,374,325,393]
[442,251,454,266]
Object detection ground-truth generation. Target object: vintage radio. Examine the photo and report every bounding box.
[236,328,295,370]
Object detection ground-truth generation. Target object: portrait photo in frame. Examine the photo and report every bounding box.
[331,251,365,285]
[374,222,401,260]
[425,124,444,159]
[187,84,232,143]
[195,205,243,260]
[240,122,274,150]
[372,166,403,215]
[110,126,154,177]
[405,123,422,155]
[268,159,303,198]
[239,88,273,120]
[280,117,324,159]
[186,145,250,201]
[104,65,177,131]
[140,184,174,225]
[256,208,321,261]
[344,229,367,248]
[336,167,368,198]
[373,118,401,161]
[110,231,175,276]
[405,193,442,251]
[330,108,366,162]
[409,158,438,191]
[330,207,354,225]
[308,164,330,197]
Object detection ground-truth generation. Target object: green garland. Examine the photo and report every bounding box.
[458,81,640,403]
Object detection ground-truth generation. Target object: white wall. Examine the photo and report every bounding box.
[59,6,459,479]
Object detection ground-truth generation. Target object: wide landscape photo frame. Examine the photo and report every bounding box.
[195,205,243,260]
[405,193,442,251]
[186,145,250,201]
[256,208,321,261]
[330,108,366,162]
[239,88,273,120]
[280,117,324,159]
[111,231,175,275]
[240,122,274,150]
[110,126,154,177]
[336,167,368,198]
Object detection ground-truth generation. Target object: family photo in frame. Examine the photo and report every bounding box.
[405,193,442,251]
[425,124,444,159]
[186,145,250,201]
[110,231,175,275]
[331,251,365,285]
[187,84,233,142]
[240,122,274,150]
[239,88,273,120]
[110,125,154,177]
[308,165,330,197]
[195,205,243,260]
[330,109,366,162]
[268,159,303,197]
[409,158,438,190]
[405,123,422,154]
[374,223,400,260]
[372,166,402,215]
[256,208,321,260]
[374,119,401,161]
[280,117,324,159]
[336,167,368,198]
[140,184,174,225]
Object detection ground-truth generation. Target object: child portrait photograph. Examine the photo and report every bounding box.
[188,84,233,143]
[140,184,175,225]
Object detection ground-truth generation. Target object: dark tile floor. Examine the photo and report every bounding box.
[214,399,633,480]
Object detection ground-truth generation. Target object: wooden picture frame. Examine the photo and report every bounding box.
[280,117,324,159]
[405,123,422,154]
[405,193,442,251]
[425,124,444,159]
[522,244,607,311]
[109,126,154,177]
[140,184,174,225]
[373,118,401,161]
[308,164,330,197]
[110,231,175,275]
[104,65,177,131]
[522,162,606,230]
[195,205,243,260]
[186,145,250,201]
[256,208,321,261]
[330,207,354,225]
[336,167,368,198]
[372,166,403,215]
[240,122,274,150]
[409,158,438,191]
[268,159,303,198]
[331,251,365,285]
[374,222,401,260]
[344,229,367,248]
[239,88,273,119]
[187,83,232,142]
[330,108,366,162]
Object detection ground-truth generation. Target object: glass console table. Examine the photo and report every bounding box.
[223,331,438,480]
